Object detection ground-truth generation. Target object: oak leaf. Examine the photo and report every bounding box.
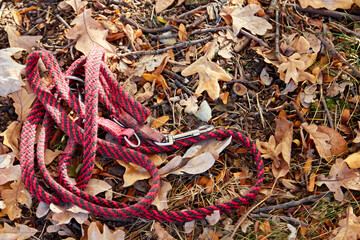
[1,181,32,220]
[10,87,36,122]
[87,222,125,240]
[256,117,293,179]
[0,121,22,158]
[298,0,354,10]
[301,123,347,162]
[330,206,360,240]
[316,158,360,201]
[181,56,232,100]
[344,151,360,169]
[224,4,272,36]
[0,48,25,97]
[5,25,42,53]
[179,96,199,115]
[49,202,89,224]
[152,180,172,210]
[0,153,21,185]
[153,222,176,240]
[66,9,115,55]
[0,223,37,240]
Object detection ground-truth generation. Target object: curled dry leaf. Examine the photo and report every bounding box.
[299,84,317,108]
[298,0,354,10]
[44,149,63,165]
[344,151,360,169]
[330,206,360,240]
[195,100,212,122]
[301,123,347,162]
[10,87,36,122]
[354,122,360,143]
[0,48,25,97]
[0,153,21,185]
[256,117,293,179]
[0,223,38,240]
[0,121,22,158]
[1,181,32,221]
[132,53,169,76]
[206,210,221,226]
[153,222,176,240]
[66,9,115,55]
[50,202,89,225]
[152,180,172,210]
[316,158,360,201]
[181,56,232,100]
[65,0,88,13]
[179,96,199,115]
[87,222,125,240]
[84,178,112,200]
[221,4,272,36]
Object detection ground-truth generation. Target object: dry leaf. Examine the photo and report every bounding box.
[135,82,154,103]
[132,53,169,76]
[206,210,221,226]
[0,223,37,240]
[344,152,360,169]
[155,0,175,13]
[5,26,42,53]
[301,123,347,162]
[299,84,317,108]
[10,87,36,122]
[178,23,187,41]
[0,154,21,185]
[298,0,354,10]
[151,115,170,128]
[256,117,293,179]
[181,56,232,100]
[195,100,212,122]
[0,48,25,97]
[0,121,22,158]
[354,122,360,143]
[65,0,88,14]
[152,180,172,210]
[44,149,63,165]
[179,96,199,115]
[50,202,89,224]
[330,206,360,240]
[184,221,196,234]
[12,9,22,26]
[1,181,32,220]
[84,178,112,199]
[316,158,360,201]
[87,222,125,240]
[224,4,272,36]
[66,9,115,55]
[153,222,176,240]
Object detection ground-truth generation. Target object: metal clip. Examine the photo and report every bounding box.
[154,125,214,146]
[113,118,141,148]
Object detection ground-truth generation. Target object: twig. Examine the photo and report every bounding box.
[118,35,213,57]
[228,79,259,92]
[163,16,187,24]
[253,192,328,214]
[239,29,269,48]
[249,213,308,227]
[121,15,175,33]
[267,0,278,15]
[294,5,360,21]
[275,9,282,63]
[186,15,207,29]
[291,101,307,123]
[163,69,194,96]
[330,22,360,39]
[55,14,71,29]
[320,87,334,129]
[316,33,360,78]
[178,3,211,18]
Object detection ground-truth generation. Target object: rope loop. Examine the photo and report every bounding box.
[20,46,264,222]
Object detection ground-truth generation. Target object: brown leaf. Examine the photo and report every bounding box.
[317,126,347,157]
[298,0,354,10]
[84,179,112,199]
[87,222,125,240]
[0,223,37,240]
[178,23,187,41]
[152,180,172,210]
[12,9,22,26]
[151,115,170,128]
[10,87,36,122]
[316,158,360,201]
[221,4,272,36]
[153,222,176,240]
[66,9,115,55]
[5,26,42,53]
[0,154,21,185]
[330,206,360,239]
[49,202,89,224]
[65,0,88,14]
[0,121,22,158]
[179,96,199,115]
[344,152,360,169]
[301,123,332,161]
[1,181,32,220]
[155,0,175,13]
[181,56,232,100]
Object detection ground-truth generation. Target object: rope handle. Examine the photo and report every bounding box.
[20,46,264,222]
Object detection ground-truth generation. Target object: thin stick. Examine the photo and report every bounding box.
[253,192,328,213]
[186,15,207,29]
[291,101,307,123]
[118,35,213,57]
[294,5,360,21]
[121,15,175,33]
[178,3,211,18]
[275,10,282,63]
[239,29,269,48]
[163,16,187,24]
[320,87,334,129]
[55,14,71,29]
[267,0,278,15]
[249,213,308,227]
[316,33,360,78]
[330,22,360,39]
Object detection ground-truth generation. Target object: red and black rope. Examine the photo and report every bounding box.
[20,46,264,222]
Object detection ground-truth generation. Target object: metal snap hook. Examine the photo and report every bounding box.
[112,118,141,148]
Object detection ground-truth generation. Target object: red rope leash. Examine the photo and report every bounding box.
[20,46,264,222]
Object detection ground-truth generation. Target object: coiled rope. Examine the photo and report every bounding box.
[20,46,264,222]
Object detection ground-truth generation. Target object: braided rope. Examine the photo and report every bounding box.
[20,46,264,222]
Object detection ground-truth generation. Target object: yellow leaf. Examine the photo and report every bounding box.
[157,16,167,24]
[344,151,360,169]
[151,115,169,128]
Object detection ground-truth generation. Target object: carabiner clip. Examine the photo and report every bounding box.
[154,125,214,146]
[112,118,141,147]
